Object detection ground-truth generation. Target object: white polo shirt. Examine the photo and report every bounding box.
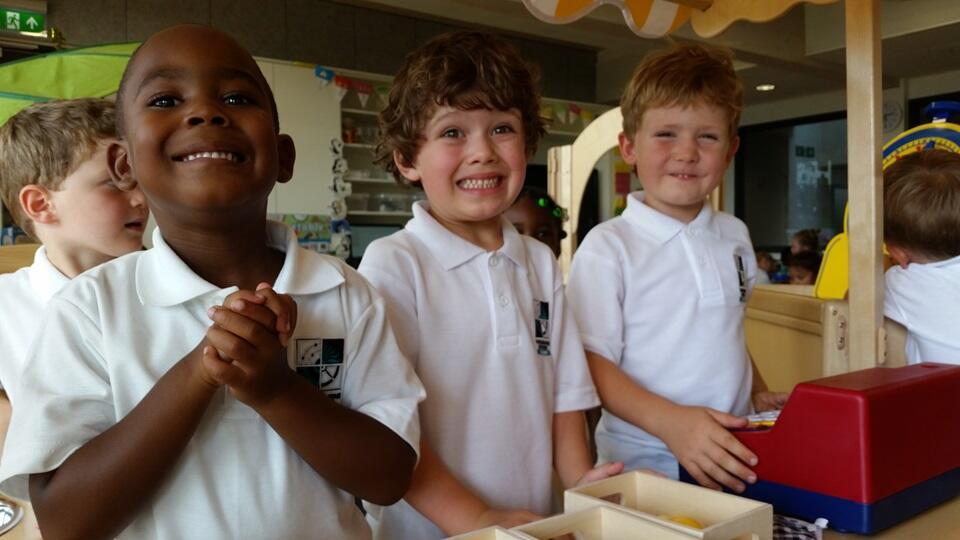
[567,192,755,478]
[0,221,424,540]
[885,254,960,365]
[359,201,599,540]
[0,246,69,391]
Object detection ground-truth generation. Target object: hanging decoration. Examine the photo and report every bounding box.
[520,0,838,40]
[375,84,391,108]
[334,75,351,102]
[314,65,335,87]
[353,80,373,108]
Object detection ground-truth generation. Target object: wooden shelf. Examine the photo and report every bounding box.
[345,176,393,184]
[342,107,380,116]
[343,142,376,149]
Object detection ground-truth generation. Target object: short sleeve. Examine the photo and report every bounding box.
[884,266,909,326]
[567,235,626,365]
[357,242,420,366]
[548,270,600,413]
[0,297,114,499]
[338,272,425,457]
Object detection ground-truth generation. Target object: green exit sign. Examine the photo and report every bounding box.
[1,6,45,33]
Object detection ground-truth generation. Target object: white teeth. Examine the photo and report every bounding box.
[182,151,238,162]
[459,177,500,189]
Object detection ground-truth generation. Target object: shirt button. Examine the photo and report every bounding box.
[489,254,499,267]
[499,294,510,307]
[698,255,707,265]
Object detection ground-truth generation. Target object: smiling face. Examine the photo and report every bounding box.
[396,106,527,244]
[46,142,149,272]
[505,195,563,258]
[111,26,293,229]
[619,100,738,223]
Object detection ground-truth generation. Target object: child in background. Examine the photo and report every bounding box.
[359,30,620,539]
[567,43,787,493]
[0,25,424,540]
[790,228,820,256]
[0,99,148,449]
[787,250,821,285]
[505,186,568,258]
[755,251,776,284]
[883,149,960,364]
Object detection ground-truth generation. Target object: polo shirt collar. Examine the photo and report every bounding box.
[405,201,527,271]
[622,191,715,244]
[27,246,70,303]
[137,221,344,306]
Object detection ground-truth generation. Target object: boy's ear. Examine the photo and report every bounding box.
[393,150,422,183]
[886,244,912,269]
[725,135,741,163]
[617,132,637,166]
[107,140,134,187]
[277,134,296,184]
[18,185,57,225]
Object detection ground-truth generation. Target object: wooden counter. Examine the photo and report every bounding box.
[824,496,960,539]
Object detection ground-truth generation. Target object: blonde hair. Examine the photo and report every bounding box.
[620,43,742,138]
[884,149,960,260]
[0,99,116,239]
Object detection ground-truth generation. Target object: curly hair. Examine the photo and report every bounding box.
[0,99,117,240]
[884,149,960,260]
[620,43,742,139]
[374,30,546,185]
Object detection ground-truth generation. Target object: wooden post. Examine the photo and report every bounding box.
[845,0,884,371]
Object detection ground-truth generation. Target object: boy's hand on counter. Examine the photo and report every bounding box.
[575,461,624,487]
[203,298,294,408]
[659,405,757,493]
[752,391,788,412]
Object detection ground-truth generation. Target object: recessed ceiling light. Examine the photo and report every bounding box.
[756,83,776,92]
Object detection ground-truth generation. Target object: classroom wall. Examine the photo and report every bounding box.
[45,0,598,102]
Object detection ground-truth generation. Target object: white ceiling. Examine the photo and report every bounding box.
[340,0,960,107]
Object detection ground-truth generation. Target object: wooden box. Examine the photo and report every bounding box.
[564,471,772,540]
[447,526,529,540]
[512,505,692,539]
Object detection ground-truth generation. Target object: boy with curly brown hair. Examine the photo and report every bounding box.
[359,30,620,539]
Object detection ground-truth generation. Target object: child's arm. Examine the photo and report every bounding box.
[29,341,222,540]
[553,411,623,488]
[207,286,418,505]
[403,440,541,535]
[749,356,788,412]
[586,351,758,492]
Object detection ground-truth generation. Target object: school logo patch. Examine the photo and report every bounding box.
[734,254,747,302]
[296,338,345,400]
[534,300,551,356]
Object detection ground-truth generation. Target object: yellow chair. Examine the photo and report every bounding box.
[0,244,39,274]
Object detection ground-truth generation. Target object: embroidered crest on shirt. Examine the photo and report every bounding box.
[296,338,344,400]
[734,254,747,302]
[534,300,551,356]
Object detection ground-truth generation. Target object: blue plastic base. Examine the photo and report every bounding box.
[679,467,960,534]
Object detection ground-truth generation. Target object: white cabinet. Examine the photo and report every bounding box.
[258,59,341,216]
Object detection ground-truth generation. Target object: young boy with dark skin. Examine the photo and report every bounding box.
[0,25,423,540]
[505,186,567,258]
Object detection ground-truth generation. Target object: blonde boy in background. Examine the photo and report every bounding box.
[359,30,621,539]
[883,148,960,365]
[567,44,786,493]
[0,99,149,449]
